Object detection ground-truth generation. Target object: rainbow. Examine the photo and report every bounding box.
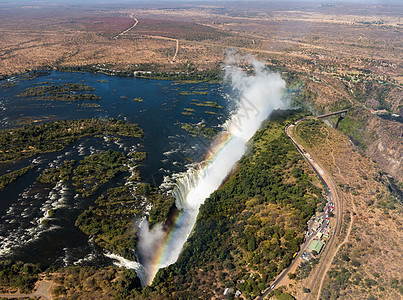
[145,132,235,285]
[145,210,187,284]
[139,59,286,285]
[204,133,232,164]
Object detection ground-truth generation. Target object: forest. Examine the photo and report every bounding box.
[75,149,174,259]
[115,110,325,299]
[0,261,42,294]
[0,110,325,300]
[37,160,75,184]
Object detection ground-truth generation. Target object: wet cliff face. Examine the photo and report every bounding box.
[338,107,403,183]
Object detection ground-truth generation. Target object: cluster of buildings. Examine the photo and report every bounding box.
[303,202,335,261]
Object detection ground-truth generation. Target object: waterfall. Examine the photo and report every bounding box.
[105,252,148,286]
[172,168,203,209]
[137,56,288,286]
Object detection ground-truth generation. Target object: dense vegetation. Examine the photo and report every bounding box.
[75,150,174,259]
[338,107,372,151]
[17,82,101,101]
[76,183,175,260]
[147,191,176,227]
[76,185,142,259]
[181,123,218,139]
[294,118,328,148]
[0,260,42,294]
[140,110,324,299]
[37,160,75,184]
[72,150,128,197]
[349,80,391,111]
[58,64,221,83]
[0,165,35,190]
[17,83,95,97]
[135,69,220,83]
[0,118,143,163]
[128,151,147,161]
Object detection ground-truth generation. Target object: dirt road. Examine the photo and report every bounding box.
[113,14,138,39]
[116,14,179,62]
[0,280,52,300]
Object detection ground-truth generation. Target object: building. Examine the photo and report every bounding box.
[308,240,324,254]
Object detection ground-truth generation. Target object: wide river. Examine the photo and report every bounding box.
[0,71,231,267]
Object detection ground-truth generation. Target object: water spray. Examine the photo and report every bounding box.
[137,56,288,285]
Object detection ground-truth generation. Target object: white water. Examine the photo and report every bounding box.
[137,57,288,285]
[105,252,148,286]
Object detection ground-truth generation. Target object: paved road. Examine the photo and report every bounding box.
[258,120,342,299]
[257,232,316,299]
[288,121,342,300]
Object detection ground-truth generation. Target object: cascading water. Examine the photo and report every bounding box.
[172,168,203,209]
[136,56,288,286]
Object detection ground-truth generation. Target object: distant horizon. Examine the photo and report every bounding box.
[3,0,402,4]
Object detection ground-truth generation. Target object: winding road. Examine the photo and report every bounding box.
[134,34,179,62]
[114,14,179,63]
[113,14,138,39]
[258,118,343,299]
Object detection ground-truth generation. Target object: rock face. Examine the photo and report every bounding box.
[366,120,403,183]
[339,107,403,183]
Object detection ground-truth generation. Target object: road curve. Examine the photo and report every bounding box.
[113,14,138,39]
[258,119,342,299]
[117,14,179,63]
[133,34,179,63]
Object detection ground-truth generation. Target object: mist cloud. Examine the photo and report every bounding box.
[136,54,287,285]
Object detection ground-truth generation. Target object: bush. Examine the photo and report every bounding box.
[351,259,361,267]
[341,254,350,262]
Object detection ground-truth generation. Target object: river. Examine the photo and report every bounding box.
[0,71,231,267]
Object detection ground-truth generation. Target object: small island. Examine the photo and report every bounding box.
[0,118,143,164]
